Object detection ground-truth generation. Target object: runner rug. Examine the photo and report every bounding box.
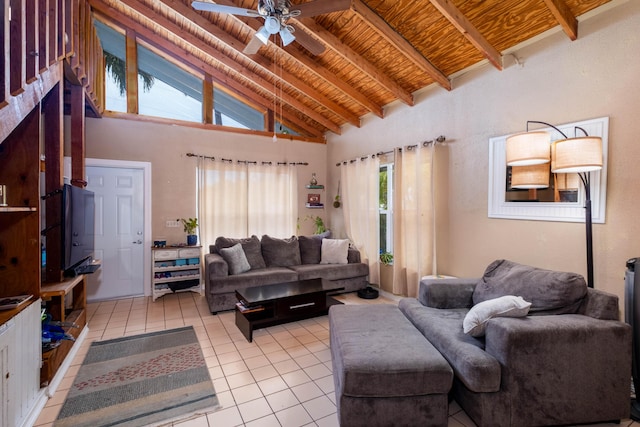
[54,326,219,427]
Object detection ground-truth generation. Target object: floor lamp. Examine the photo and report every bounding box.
[506,121,603,288]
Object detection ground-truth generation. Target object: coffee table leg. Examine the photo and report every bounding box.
[235,309,253,342]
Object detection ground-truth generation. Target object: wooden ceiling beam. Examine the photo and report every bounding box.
[351,0,451,91]
[157,0,360,128]
[91,0,340,134]
[295,16,415,106]
[89,1,328,136]
[207,0,383,118]
[542,0,578,41]
[428,0,503,71]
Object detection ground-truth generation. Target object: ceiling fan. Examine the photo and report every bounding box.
[191,0,351,55]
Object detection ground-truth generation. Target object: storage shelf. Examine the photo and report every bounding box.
[153,273,200,284]
[152,246,202,301]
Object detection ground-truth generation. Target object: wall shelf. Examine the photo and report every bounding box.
[0,206,37,212]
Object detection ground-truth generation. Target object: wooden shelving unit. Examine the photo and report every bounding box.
[40,275,87,386]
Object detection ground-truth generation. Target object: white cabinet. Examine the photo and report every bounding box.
[152,246,203,301]
[0,300,43,427]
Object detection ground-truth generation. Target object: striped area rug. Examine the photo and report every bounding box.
[54,326,219,427]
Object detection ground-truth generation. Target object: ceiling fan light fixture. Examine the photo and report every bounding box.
[255,26,270,44]
[279,27,295,46]
[264,16,281,34]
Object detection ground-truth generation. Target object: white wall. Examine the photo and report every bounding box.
[326,0,640,302]
[83,118,328,244]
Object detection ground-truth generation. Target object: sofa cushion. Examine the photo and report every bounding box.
[219,243,251,275]
[463,295,531,337]
[473,259,587,315]
[398,298,501,393]
[288,263,369,281]
[298,231,331,264]
[208,267,298,294]
[261,235,301,267]
[215,235,266,270]
[320,238,349,264]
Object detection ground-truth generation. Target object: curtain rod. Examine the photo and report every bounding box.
[335,135,446,166]
[186,153,308,166]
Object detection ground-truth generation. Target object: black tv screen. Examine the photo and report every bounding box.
[62,184,95,273]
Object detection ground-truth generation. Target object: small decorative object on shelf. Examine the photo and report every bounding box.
[310,173,318,186]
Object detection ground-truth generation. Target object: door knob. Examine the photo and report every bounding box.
[133,240,142,244]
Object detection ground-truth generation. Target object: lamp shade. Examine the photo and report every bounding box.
[279,27,295,46]
[506,131,551,166]
[551,137,603,173]
[255,26,270,44]
[510,164,550,189]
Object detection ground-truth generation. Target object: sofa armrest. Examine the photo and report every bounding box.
[578,287,620,320]
[347,247,361,264]
[418,278,478,308]
[484,314,631,421]
[205,253,228,278]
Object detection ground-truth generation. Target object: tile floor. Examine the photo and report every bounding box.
[33,291,638,427]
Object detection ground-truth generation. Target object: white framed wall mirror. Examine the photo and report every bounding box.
[488,116,608,223]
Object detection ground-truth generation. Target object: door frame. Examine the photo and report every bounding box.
[85,158,153,297]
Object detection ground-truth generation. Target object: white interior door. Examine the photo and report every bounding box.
[85,162,150,301]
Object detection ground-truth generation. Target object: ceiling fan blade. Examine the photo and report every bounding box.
[243,35,264,55]
[290,23,326,55]
[295,0,352,17]
[191,1,260,17]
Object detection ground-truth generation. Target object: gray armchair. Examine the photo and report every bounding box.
[399,260,632,427]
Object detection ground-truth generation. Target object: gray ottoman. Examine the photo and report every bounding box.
[329,304,453,427]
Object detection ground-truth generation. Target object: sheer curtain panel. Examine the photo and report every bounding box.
[247,162,298,237]
[341,156,380,285]
[392,144,436,297]
[197,158,247,250]
[196,158,298,251]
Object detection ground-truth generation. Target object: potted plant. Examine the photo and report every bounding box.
[303,215,327,235]
[181,217,198,245]
[379,251,394,293]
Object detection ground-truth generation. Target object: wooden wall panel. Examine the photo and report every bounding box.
[9,0,24,95]
[0,106,41,297]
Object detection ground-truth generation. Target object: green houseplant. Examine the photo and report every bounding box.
[379,251,394,292]
[305,215,327,235]
[181,217,198,245]
[380,252,393,265]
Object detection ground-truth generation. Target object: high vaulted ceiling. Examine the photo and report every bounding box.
[87,0,614,139]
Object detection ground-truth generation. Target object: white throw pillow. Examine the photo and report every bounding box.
[320,238,349,264]
[463,295,532,337]
[219,243,251,275]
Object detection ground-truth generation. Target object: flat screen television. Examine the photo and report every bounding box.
[61,184,96,276]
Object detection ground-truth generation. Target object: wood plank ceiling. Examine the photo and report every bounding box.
[86,0,614,139]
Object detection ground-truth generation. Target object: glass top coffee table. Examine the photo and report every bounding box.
[235,278,344,342]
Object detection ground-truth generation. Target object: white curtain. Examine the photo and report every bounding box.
[197,158,297,251]
[341,156,380,285]
[247,162,298,237]
[392,144,436,297]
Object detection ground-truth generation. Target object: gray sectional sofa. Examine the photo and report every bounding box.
[204,234,369,313]
[330,259,632,427]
